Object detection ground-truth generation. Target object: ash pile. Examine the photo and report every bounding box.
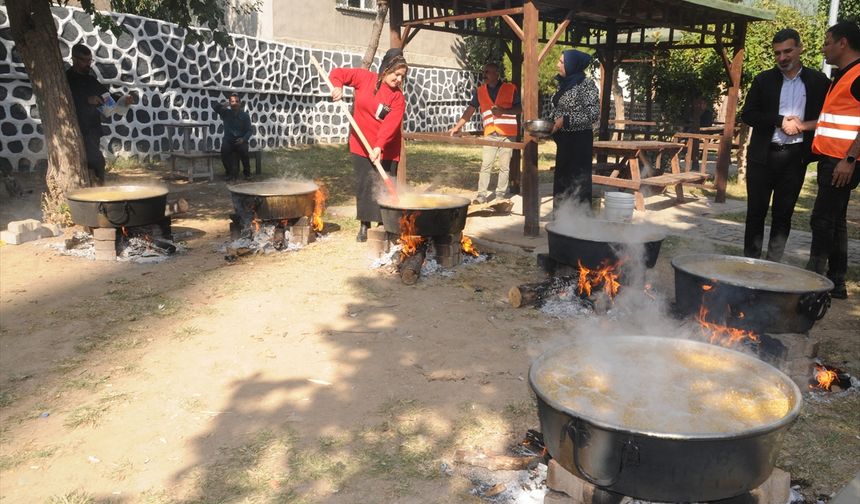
[220,216,325,261]
[53,227,186,263]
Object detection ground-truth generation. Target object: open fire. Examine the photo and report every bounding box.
[695,304,760,348]
[576,260,621,299]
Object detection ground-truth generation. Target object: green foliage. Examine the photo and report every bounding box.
[625,0,827,126]
[76,0,262,47]
[459,19,507,74]
[819,0,860,24]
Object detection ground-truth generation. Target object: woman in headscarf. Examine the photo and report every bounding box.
[549,49,600,211]
[330,48,409,242]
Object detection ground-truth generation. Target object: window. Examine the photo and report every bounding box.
[336,0,377,13]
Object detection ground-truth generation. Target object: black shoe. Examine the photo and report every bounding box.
[356,223,369,242]
[831,283,848,299]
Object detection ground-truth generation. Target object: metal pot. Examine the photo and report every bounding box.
[67,185,168,228]
[530,335,801,502]
[672,254,833,334]
[378,193,470,236]
[228,181,318,221]
[545,220,665,269]
[525,119,554,140]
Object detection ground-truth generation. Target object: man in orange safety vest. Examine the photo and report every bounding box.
[449,63,522,204]
[804,21,860,299]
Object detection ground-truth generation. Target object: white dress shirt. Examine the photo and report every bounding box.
[772,68,806,145]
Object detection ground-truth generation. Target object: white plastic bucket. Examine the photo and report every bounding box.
[603,192,635,222]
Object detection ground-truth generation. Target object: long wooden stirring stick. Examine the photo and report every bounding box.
[309,55,398,199]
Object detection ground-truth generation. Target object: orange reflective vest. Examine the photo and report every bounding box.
[812,63,860,159]
[477,82,519,137]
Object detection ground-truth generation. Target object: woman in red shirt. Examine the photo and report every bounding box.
[330,49,408,242]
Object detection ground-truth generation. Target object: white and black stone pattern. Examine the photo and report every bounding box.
[0,6,482,173]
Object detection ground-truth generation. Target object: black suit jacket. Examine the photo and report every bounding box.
[741,65,831,165]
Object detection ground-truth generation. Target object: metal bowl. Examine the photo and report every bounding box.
[525,119,554,139]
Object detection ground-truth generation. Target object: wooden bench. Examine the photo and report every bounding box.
[170,150,263,182]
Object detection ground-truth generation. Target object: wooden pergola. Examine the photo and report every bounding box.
[386,0,773,236]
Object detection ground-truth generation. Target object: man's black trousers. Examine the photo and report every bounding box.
[744,143,807,261]
[221,140,251,179]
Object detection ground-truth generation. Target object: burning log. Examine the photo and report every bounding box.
[454,449,538,471]
[508,275,580,308]
[400,242,428,285]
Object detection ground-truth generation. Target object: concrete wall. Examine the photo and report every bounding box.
[271,0,463,69]
[0,6,479,173]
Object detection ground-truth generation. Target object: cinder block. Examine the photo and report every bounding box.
[546,459,596,501]
[434,243,461,257]
[749,467,790,504]
[367,227,387,241]
[7,219,41,234]
[92,227,117,241]
[765,333,819,359]
[432,232,462,245]
[94,240,118,251]
[0,229,41,245]
[437,252,461,268]
[38,223,63,238]
[95,249,117,261]
[368,237,390,255]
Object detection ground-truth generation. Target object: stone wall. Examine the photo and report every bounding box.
[0,6,479,173]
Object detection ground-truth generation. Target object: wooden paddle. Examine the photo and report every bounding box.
[309,55,398,200]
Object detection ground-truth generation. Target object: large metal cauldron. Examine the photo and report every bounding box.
[67,185,168,228]
[228,181,318,221]
[545,220,665,269]
[378,193,470,236]
[530,335,801,502]
[672,254,833,334]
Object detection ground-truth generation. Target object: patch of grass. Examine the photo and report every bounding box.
[0,387,16,408]
[264,142,558,207]
[54,356,87,375]
[0,444,58,471]
[47,489,95,504]
[173,325,201,341]
[779,393,860,498]
[64,392,129,429]
[105,458,135,481]
[64,371,110,390]
[713,169,860,240]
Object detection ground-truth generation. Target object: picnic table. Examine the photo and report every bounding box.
[592,139,709,211]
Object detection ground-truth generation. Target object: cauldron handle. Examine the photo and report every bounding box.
[798,292,831,321]
[567,420,635,488]
[98,201,134,226]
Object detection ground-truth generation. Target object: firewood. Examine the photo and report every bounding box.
[400,245,427,285]
[454,449,537,471]
[509,275,579,308]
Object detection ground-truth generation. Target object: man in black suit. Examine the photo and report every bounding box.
[741,29,831,262]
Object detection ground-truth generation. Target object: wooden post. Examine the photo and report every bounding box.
[715,21,746,203]
[522,0,540,236]
[389,1,408,188]
[598,26,617,142]
[510,35,523,195]
[389,0,403,49]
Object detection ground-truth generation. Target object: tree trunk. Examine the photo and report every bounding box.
[361,1,390,69]
[7,0,90,225]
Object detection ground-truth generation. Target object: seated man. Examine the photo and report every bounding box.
[213,93,253,181]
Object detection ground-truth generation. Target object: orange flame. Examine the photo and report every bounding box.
[398,212,424,259]
[120,226,129,237]
[696,305,760,347]
[312,184,327,232]
[252,209,261,233]
[813,365,838,390]
[702,284,713,291]
[576,260,621,298]
[461,235,479,256]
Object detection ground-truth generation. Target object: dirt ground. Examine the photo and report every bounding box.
[1,167,858,503]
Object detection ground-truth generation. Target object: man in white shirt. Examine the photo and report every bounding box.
[740,29,830,261]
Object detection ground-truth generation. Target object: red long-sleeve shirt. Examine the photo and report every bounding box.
[329,68,405,161]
